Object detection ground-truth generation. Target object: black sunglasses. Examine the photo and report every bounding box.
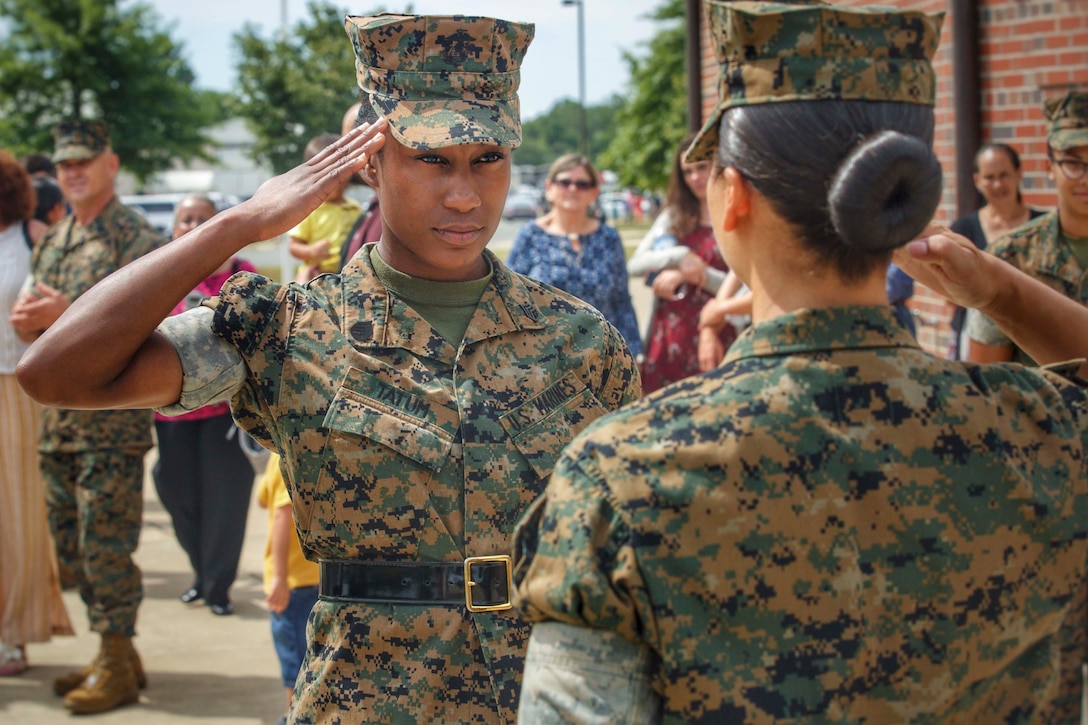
[552,178,595,191]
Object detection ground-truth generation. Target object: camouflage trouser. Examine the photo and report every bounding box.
[41,449,145,636]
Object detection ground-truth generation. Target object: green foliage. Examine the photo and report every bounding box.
[514,97,622,167]
[233,1,374,174]
[599,0,688,193]
[0,0,217,183]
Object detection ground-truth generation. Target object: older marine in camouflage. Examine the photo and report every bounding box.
[30,148,164,637]
[514,306,1088,723]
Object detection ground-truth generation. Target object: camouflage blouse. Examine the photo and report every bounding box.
[204,247,640,724]
[514,305,1088,724]
[31,197,163,453]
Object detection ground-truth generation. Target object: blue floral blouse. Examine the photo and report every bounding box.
[506,221,643,356]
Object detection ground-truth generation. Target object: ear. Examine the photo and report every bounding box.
[360,158,379,188]
[720,167,751,232]
[972,171,982,190]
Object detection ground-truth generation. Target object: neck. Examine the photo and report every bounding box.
[72,194,113,226]
[1059,205,1088,238]
[748,266,887,324]
[985,197,1027,224]
[546,208,592,234]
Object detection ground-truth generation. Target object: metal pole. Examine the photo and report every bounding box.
[576,1,588,156]
[563,0,588,157]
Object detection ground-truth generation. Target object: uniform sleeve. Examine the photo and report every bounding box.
[513,444,652,645]
[594,315,643,411]
[153,306,247,415]
[209,272,293,450]
[965,307,1013,348]
[517,622,661,725]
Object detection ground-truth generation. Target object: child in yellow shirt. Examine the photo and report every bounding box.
[287,134,362,281]
[257,455,319,725]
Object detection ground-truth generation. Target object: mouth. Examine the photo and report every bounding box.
[435,226,483,246]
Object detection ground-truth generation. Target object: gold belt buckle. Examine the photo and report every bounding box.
[464,555,513,612]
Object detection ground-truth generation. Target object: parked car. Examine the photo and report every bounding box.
[504,193,540,220]
[597,192,631,223]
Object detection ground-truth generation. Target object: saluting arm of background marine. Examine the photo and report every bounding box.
[895,224,1088,375]
[16,120,388,412]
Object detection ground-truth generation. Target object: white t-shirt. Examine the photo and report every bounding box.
[0,223,32,373]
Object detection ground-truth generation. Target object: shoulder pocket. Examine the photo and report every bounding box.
[499,371,607,480]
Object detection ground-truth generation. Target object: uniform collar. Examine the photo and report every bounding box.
[723,305,921,365]
[339,245,547,357]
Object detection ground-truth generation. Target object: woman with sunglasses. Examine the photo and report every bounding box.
[506,154,643,357]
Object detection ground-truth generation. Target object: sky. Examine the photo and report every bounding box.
[140,0,668,121]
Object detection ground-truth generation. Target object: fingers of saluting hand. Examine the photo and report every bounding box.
[892,223,991,309]
[309,118,388,176]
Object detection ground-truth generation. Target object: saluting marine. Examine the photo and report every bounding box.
[17,12,640,725]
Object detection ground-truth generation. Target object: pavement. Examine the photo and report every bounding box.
[0,239,655,725]
[0,457,286,725]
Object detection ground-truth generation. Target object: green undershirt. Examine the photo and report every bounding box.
[1062,231,1088,270]
[369,247,492,345]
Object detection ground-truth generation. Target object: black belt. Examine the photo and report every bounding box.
[318,556,513,611]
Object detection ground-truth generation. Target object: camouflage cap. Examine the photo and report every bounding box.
[1044,91,1088,151]
[685,1,944,163]
[52,119,111,163]
[344,14,534,150]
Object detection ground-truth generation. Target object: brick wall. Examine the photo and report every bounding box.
[694,0,1088,357]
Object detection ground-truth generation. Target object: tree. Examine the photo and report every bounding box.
[598,0,688,193]
[515,97,623,168]
[0,0,217,183]
[233,2,371,174]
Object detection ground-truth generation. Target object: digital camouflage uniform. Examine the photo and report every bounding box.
[514,3,1087,724]
[967,211,1088,365]
[171,248,637,723]
[513,306,1088,723]
[31,195,164,635]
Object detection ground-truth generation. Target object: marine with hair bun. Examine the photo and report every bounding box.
[511,2,1088,723]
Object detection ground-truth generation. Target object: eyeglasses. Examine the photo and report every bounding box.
[552,178,595,191]
[1051,156,1088,181]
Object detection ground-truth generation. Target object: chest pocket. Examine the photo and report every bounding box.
[499,371,607,481]
[322,369,455,471]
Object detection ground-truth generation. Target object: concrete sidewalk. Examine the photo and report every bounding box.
[0,458,285,725]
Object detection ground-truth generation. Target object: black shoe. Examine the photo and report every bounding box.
[209,602,233,616]
[179,588,202,604]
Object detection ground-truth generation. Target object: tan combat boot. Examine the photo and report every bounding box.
[53,642,147,696]
[62,634,141,714]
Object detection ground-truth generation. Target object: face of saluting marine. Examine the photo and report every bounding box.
[368,136,511,282]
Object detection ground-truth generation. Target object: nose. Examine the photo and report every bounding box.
[443,176,481,213]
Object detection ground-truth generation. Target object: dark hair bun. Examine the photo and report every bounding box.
[828,131,942,252]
